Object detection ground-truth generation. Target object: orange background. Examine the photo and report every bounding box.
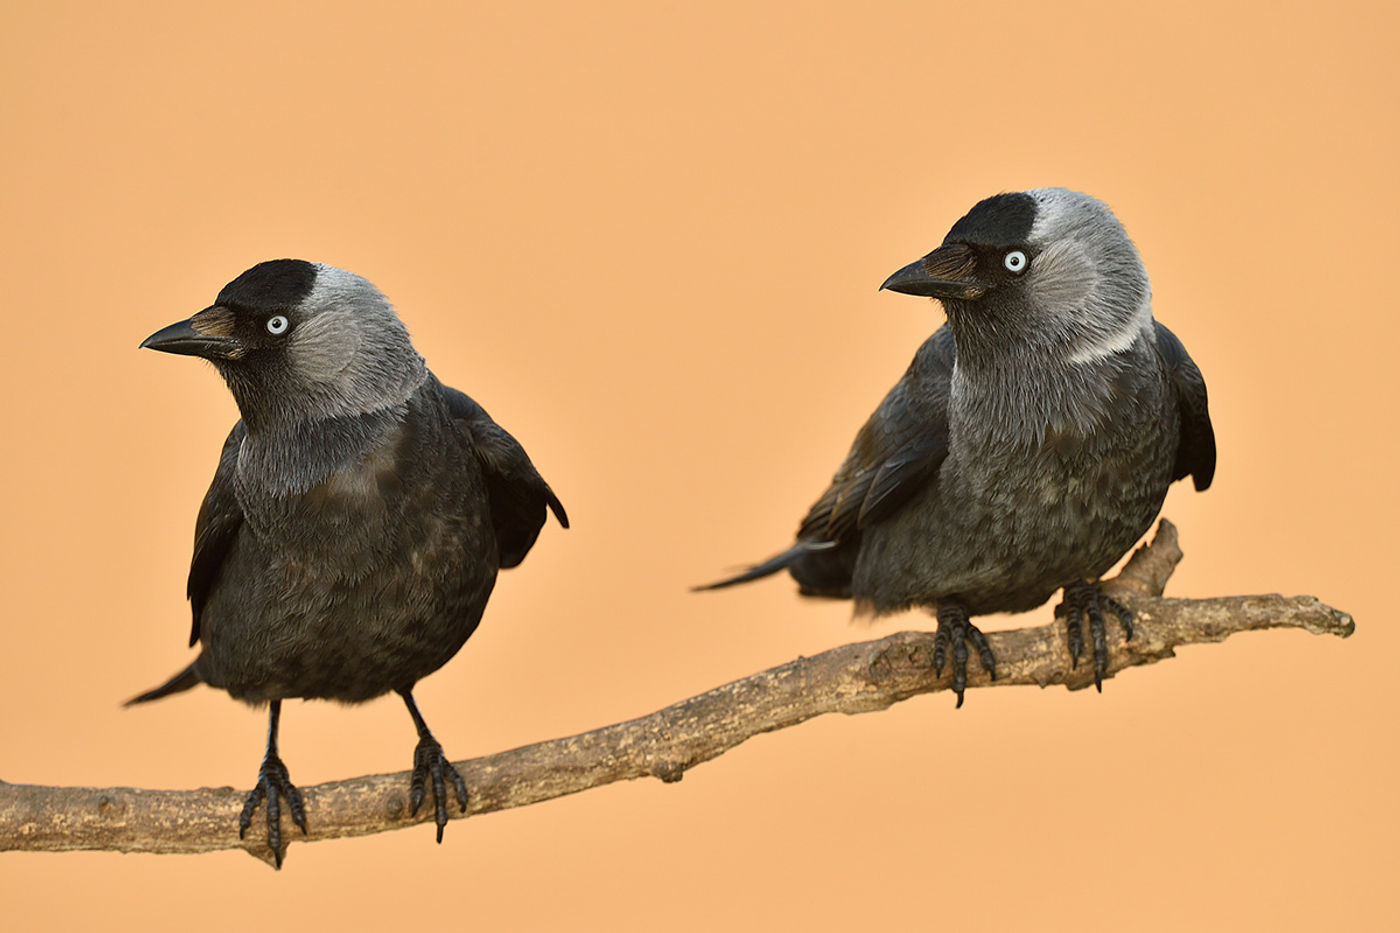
[2,1,1396,930]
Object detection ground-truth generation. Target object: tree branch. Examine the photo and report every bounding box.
[0,521,1354,867]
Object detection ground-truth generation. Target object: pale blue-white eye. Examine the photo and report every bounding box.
[265,315,289,335]
[1003,250,1028,274]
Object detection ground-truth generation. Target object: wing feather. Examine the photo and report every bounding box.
[784,327,955,595]
[186,423,246,646]
[442,386,567,568]
[1153,322,1216,491]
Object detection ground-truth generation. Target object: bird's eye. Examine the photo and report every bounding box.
[265,315,289,335]
[1003,250,1028,274]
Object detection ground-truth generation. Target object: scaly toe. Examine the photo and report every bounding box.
[411,739,469,843]
[239,754,304,868]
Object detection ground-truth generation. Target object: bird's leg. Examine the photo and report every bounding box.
[237,700,306,869]
[932,602,997,708]
[1055,582,1135,691]
[399,689,468,843]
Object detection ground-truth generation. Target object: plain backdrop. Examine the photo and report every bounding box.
[2,1,1395,930]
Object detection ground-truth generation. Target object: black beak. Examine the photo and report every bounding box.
[880,243,986,300]
[140,308,242,359]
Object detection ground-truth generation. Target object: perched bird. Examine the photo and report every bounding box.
[129,260,567,865]
[699,188,1214,705]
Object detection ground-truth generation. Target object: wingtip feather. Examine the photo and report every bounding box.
[693,544,811,591]
[123,663,201,706]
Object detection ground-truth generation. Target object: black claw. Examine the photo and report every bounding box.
[934,605,995,708]
[431,753,448,842]
[1058,600,1084,669]
[966,625,997,681]
[449,767,468,813]
[238,783,263,840]
[239,752,304,868]
[289,786,307,835]
[1104,594,1135,640]
[1057,583,1136,691]
[400,690,469,843]
[1088,600,1107,691]
[411,736,469,843]
[952,634,969,702]
[266,777,282,859]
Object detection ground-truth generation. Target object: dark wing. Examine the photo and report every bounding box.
[797,326,954,542]
[700,327,955,597]
[442,386,568,568]
[186,422,246,647]
[1153,322,1216,491]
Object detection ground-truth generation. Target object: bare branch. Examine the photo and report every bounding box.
[0,521,1354,867]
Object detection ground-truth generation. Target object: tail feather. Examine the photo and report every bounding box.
[693,542,830,591]
[124,663,202,706]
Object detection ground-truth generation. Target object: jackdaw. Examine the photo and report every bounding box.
[699,188,1214,705]
[128,259,567,864]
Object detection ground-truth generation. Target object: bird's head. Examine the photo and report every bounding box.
[881,188,1152,367]
[142,260,427,430]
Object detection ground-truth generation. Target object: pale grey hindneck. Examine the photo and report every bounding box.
[949,331,1154,447]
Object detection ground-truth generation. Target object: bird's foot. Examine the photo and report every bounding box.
[1055,582,1135,691]
[410,735,468,843]
[933,604,996,708]
[238,752,306,869]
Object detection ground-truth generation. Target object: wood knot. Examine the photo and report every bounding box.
[905,643,933,670]
[652,760,686,783]
[869,640,936,679]
[96,795,124,818]
[869,647,893,680]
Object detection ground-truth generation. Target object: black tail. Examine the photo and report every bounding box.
[124,663,202,706]
[693,542,826,591]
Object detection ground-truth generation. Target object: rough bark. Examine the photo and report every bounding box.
[0,521,1354,867]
